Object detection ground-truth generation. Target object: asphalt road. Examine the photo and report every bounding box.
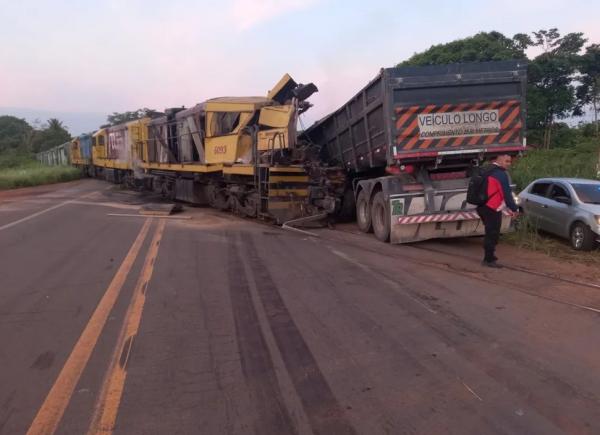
[1,179,600,435]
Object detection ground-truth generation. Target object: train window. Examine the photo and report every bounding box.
[98,135,105,146]
[210,112,241,136]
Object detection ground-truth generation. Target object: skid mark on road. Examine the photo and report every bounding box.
[241,233,358,435]
[25,219,152,435]
[328,246,600,433]
[225,233,298,435]
[88,219,166,434]
[330,248,438,314]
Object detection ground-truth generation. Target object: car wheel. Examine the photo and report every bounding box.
[371,192,390,242]
[570,222,596,251]
[356,189,372,233]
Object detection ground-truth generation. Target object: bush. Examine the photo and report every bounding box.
[505,215,600,261]
[0,157,81,190]
[0,150,37,169]
[512,138,599,190]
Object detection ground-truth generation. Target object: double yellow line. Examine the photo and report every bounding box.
[27,219,166,435]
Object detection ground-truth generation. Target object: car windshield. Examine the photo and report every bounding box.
[572,183,600,204]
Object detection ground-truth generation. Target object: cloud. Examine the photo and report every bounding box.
[231,0,318,30]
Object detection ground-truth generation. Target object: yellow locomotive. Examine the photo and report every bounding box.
[70,74,344,224]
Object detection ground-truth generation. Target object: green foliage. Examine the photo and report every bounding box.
[505,214,600,259]
[0,160,81,190]
[398,31,528,67]
[103,108,162,127]
[527,29,587,148]
[0,116,33,152]
[575,44,600,135]
[527,122,580,149]
[579,121,600,137]
[0,149,36,169]
[511,137,599,190]
[30,118,72,153]
[0,116,71,154]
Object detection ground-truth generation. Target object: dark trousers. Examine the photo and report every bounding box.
[477,206,502,262]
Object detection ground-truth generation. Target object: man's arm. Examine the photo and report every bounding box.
[499,170,518,212]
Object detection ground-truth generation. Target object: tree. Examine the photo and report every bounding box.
[103,108,162,127]
[527,29,586,148]
[30,118,72,153]
[575,44,600,136]
[0,116,33,152]
[47,118,66,131]
[398,31,530,67]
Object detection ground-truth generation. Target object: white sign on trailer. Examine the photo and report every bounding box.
[418,109,500,139]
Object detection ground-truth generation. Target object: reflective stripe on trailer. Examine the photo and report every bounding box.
[396,210,511,224]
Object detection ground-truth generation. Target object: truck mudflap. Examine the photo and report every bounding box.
[390,209,513,244]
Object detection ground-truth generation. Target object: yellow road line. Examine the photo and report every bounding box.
[26,219,152,435]
[88,219,166,434]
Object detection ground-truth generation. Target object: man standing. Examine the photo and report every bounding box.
[477,154,519,268]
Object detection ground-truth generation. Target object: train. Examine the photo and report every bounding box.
[37,61,528,243]
[37,74,344,225]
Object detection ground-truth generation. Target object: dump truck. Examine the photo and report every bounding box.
[302,60,527,243]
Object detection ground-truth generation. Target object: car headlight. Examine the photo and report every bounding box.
[513,193,521,206]
[596,215,600,225]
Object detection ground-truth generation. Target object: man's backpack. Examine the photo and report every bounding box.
[467,166,493,206]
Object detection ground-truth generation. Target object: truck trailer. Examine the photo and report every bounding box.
[303,60,527,243]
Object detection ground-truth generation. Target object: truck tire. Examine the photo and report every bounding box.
[570,222,597,251]
[371,191,390,242]
[356,189,372,233]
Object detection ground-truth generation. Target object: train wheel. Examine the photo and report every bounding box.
[242,193,258,218]
[208,185,229,210]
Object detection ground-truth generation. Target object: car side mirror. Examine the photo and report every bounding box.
[554,196,571,205]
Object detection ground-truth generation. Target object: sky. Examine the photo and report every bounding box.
[1,0,599,134]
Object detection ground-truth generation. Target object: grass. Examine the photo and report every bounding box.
[0,152,81,190]
[511,138,599,190]
[504,215,600,265]
[506,138,600,260]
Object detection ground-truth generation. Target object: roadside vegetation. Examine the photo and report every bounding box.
[0,116,81,189]
[507,129,599,256]
[0,150,80,190]
[505,215,600,262]
[512,135,599,190]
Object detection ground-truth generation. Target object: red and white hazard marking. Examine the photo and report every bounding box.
[396,210,511,225]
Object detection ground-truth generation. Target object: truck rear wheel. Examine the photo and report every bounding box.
[371,191,390,242]
[356,189,372,233]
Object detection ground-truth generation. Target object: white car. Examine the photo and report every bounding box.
[517,178,600,250]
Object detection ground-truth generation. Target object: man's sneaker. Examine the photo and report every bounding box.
[481,260,503,268]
